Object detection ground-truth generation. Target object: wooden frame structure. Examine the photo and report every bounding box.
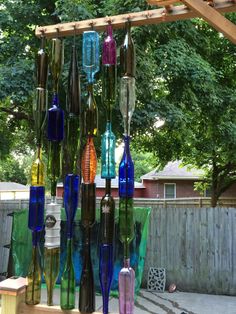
[35,0,236,44]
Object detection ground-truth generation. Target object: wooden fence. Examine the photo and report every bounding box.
[1,198,236,295]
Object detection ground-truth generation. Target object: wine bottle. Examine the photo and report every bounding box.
[119,77,136,137]
[101,123,116,179]
[61,174,79,310]
[119,136,134,198]
[102,24,117,123]
[82,137,97,184]
[79,227,95,313]
[118,258,135,314]
[31,147,45,186]
[26,231,41,305]
[83,84,98,137]
[28,186,45,232]
[120,22,136,78]
[83,31,100,84]
[81,183,96,228]
[34,36,48,146]
[50,38,64,93]
[44,202,61,306]
[67,44,80,116]
[100,180,115,244]
[60,238,75,310]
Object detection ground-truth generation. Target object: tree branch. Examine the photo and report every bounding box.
[0,107,33,121]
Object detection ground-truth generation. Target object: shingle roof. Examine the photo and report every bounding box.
[141,161,203,180]
[0,182,29,191]
[57,175,145,188]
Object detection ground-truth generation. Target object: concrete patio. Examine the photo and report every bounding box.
[40,288,236,314]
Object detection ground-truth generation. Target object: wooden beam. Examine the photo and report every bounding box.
[148,0,181,5]
[35,2,236,39]
[182,0,236,44]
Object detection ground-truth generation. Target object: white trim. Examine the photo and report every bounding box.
[164,183,176,199]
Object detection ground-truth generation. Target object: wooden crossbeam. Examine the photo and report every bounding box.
[182,0,236,43]
[35,2,236,41]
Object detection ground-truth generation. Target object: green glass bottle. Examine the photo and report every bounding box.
[47,141,61,198]
[25,246,41,305]
[60,238,75,310]
[44,247,60,306]
[119,197,134,258]
[50,38,64,93]
[83,84,98,137]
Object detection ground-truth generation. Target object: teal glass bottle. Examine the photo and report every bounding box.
[101,122,116,179]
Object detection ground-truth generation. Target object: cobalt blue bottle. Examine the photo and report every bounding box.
[28,186,45,232]
[119,136,134,198]
[47,93,64,142]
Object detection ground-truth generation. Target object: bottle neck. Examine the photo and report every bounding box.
[123,135,131,156]
[52,93,59,107]
[87,83,93,93]
[123,258,130,268]
[105,179,111,195]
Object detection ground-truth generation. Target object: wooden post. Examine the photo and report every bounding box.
[0,277,26,314]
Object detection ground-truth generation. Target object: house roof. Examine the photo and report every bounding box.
[57,175,145,189]
[141,161,204,181]
[0,182,29,192]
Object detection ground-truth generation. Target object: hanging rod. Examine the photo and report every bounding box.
[35,2,236,38]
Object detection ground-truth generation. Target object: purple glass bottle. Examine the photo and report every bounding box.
[118,258,135,314]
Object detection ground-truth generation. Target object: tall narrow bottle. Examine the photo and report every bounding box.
[99,180,115,314]
[118,21,136,314]
[61,174,79,310]
[26,232,41,305]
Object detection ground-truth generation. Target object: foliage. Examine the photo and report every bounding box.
[0,156,27,184]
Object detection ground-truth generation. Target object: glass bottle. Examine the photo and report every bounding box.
[50,38,64,93]
[101,122,116,179]
[83,84,98,137]
[100,179,115,244]
[118,258,135,314]
[60,238,75,310]
[36,36,48,89]
[119,136,134,198]
[33,88,48,146]
[64,174,79,238]
[82,136,97,184]
[119,77,136,137]
[79,228,95,313]
[81,183,96,228]
[83,31,100,84]
[99,244,113,314]
[119,197,134,258]
[28,186,45,232]
[47,141,61,198]
[67,43,80,116]
[44,202,61,306]
[47,94,64,142]
[31,147,45,186]
[26,232,41,305]
[120,21,136,78]
[44,247,60,306]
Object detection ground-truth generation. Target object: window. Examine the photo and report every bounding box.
[164,183,176,199]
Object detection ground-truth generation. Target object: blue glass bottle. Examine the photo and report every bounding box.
[47,94,64,142]
[99,244,113,314]
[82,31,100,84]
[64,174,79,239]
[119,136,134,198]
[28,186,45,232]
[101,122,116,179]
